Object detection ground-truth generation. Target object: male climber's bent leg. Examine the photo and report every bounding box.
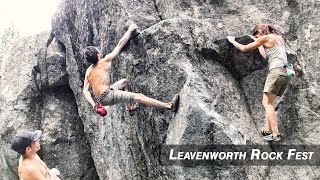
[104,79,165,109]
[133,93,180,112]
[110,79,134,111]
[105,89,180,112]
[110,79,129,91]
[133,93,170,109]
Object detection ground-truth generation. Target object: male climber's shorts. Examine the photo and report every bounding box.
[263,67,289,97]
[98,79,135,106]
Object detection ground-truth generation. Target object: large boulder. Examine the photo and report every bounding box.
[0,33,98,179]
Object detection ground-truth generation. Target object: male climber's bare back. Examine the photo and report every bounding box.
[87,58,112,97]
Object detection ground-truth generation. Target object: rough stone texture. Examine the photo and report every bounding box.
[0,33,98,179]
[0,0,320,179]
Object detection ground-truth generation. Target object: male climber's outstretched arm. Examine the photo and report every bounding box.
[83,66,95,108]
[104,23,138,61]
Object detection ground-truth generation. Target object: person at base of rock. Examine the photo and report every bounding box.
[83,23,180,117]
[11,130,60,180]
[227,24,292,142]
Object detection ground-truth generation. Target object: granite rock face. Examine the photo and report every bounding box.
[1,0,320,179]
[0,33,98,180]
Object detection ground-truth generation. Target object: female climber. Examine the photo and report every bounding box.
[227,24,293,141]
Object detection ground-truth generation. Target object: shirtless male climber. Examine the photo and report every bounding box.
[11,130,60,180]
[83,23,179,116]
